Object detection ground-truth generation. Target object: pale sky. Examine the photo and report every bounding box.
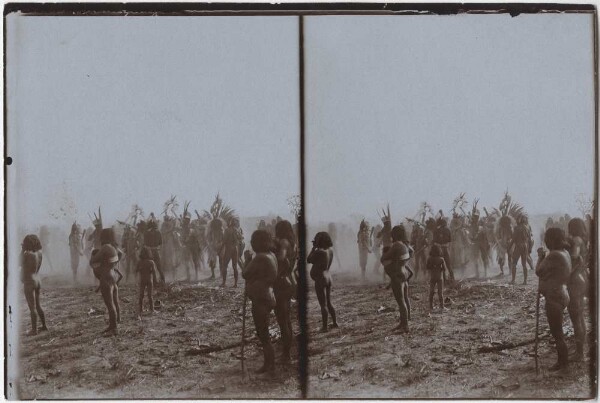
[7,15,300,230]
[6,14,596,231]
[305,14,595,224]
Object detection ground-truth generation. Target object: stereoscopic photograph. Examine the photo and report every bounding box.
[4,4,597,400]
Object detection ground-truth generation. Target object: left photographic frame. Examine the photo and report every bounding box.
[5,13,303,399]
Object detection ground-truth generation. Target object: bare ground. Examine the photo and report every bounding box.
[16,263,595,399]
[16,270,300,399]
[305,264,595,399]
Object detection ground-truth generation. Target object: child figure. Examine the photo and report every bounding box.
[308,231,339,333]
[426,244,447,312]
[21,234,48,335]
[136,246,158,318]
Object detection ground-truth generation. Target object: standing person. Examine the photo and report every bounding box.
[68,222,84,283]
[426,244,447,312]
[221,218,243,287]
[536,228,572,371]
[273,220,297,363]
[372,224,383,274]
[357,220,372,280]
[242,230,278,374]
[567,217,589,362]
[121,224,139,283]
[308,231,339,333]
[433,217,454,283]
[90,228,123,336]
[380,225,413,333]
[136,246,157,319]
[144,219,164,284]
[510,216,531,285]
[21,234,48,335]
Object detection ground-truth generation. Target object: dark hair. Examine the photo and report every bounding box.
[313,231,333,249]
[429,244,442,257]
[22,234,42,252]
[275,220,296,247]
[391,225,407,242]
[544,227,569,251]
[100,228,116,245]
[139,246,152,260]
[568,218,588,241]
[251,229,273,253]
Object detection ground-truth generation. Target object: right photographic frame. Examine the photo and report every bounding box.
[302,10,597,399]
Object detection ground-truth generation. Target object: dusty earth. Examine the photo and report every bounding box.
[15,269,300,399]
[306,263,595,399]
[15,262,595,399]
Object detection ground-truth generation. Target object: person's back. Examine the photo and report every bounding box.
[22,250,42,285]
[308,247,333,283]
[513,224,530,245]
[537,249,571,298]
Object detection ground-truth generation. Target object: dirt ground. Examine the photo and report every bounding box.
[16,262,595,399]
[16,269,300,399]
[306,263,595,399]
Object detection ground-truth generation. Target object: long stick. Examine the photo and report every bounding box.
[240,290,248,378]
[534,290,541,375]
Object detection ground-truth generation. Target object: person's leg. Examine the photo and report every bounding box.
[315,283,328,331]
[138,282,145,316]
[232,250,239,287]
[521,251,528,284]
[391,279,408,331]
[252,301,274,372]
[403,282,411,321]
[428,281,435,310]
[100,283,117,333]
[438,279,444,309]
[220,253,230,287]
[568,295,586,361]
[359,250,367,279]
[325,284,338,327]
[24,285,37,334]
[148,280,155,312]
[546,300,568,369]
[275,296,292,361]
[112,283,121,324]
[34,285,47,330]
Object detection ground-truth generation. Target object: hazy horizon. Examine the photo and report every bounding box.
[7,15,301,231]
[305,14,595,224]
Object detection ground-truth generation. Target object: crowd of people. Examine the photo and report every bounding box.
[18,192,593,374]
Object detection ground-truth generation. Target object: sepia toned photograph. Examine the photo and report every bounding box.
[6,13,302,399]
[4,3,598,400]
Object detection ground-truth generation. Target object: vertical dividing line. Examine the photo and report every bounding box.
[297,14,308,399]
[590,10,598,398]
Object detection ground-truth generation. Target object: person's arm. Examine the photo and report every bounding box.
[441,258,448,273]
[310,249,328,275]
[405,264,414,281]
[307,247,317,264]
[151,261,158,284]
[115,268,124,285]
[243,254,266,280]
